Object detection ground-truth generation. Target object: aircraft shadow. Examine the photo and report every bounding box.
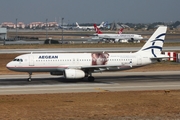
[0,74,179,86]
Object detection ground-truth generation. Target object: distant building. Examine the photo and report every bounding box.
[0,28,7,39]
[47,22,58,27]
[27,22,58,29]
[1,22,25,29]
[17,22,25,29]
[28,22,45,29]
[1,22,16,29]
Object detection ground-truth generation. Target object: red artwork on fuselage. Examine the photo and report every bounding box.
[91,52,109,65]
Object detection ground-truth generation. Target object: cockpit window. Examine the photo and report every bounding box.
[13,58,23,62]
[13,59,17,61]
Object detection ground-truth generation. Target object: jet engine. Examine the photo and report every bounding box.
[64,69,85,79]
[115,39,119,43]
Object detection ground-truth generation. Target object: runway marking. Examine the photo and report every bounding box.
[102,84,180,89]
[0,84,180,93]
[0,83,107,88]
[94,88,110,92]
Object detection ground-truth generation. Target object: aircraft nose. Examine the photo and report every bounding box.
[6,62,14,70]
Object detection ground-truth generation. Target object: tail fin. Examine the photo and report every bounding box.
[93,24,103,34]
[99,22,104,28]
[103,21,108,27]
[137,26,167,57]
[118,28,124,34]
[76,22,80,27]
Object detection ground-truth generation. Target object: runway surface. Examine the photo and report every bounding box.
[0,71,180,95]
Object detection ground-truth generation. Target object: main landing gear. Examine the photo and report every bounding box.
[88,76,95,82]
[28,72,32,82]
[26,72,95,82]
[87,73,95,82]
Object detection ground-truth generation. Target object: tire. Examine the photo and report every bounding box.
[88,76,95,82]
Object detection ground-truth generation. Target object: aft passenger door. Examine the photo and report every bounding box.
[137,56,142,65]
[29,55,34,66]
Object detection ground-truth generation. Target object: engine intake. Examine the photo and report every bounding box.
[64,69,85,79]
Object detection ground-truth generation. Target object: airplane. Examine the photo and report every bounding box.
[118,28,124,34]
[94,24,124,34]
[90,24,124,42]
[59,25,73,30]
[76,22,104,31]
[6,26,168,82]
[100,21,109,29]
[94,24,143,43]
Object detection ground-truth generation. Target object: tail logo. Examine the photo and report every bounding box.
[142,33,166,57]
[94,24,102,34]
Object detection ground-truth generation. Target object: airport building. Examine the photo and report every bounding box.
[0,28,7,39]
[1,22,16,29]
[1,22,25,29]
[28,22,45,29]
[25,22,58,29]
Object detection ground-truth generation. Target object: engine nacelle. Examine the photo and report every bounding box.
[115,39,119,43]
[64,69,85,79]
[50,71,63,76]
[119,39,128,43]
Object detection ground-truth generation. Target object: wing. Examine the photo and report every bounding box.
[67,64,132,72]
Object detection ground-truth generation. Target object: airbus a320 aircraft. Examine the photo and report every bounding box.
[94,24,143,43]
[76,22,104,31]
[6,26,168,82]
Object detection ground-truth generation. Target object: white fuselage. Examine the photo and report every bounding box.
[6,52,153,73]
[98,34,143,40]
[77,22,104,30]
[77,26,96,31]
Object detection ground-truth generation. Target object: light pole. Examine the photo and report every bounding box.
[61,17,64,43]
[46,19,48,40]
[16,18,18,39]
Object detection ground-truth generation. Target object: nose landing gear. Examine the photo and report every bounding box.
[27,72,32,82]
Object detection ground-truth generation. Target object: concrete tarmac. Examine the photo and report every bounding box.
[0,71,180,95]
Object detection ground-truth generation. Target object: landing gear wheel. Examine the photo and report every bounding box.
[27,78,31,82]
[28,72,32,82]
[88,76,95,82]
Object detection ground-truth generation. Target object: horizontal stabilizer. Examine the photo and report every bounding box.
[150,54,169,61]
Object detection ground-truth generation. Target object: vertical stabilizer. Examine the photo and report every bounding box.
[137,26,167,57]
[76,22,80,27]
[93,24,103,34]
[118,28,124,34]
[99,22,104,28]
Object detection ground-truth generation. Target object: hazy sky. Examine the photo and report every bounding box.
[0,0,179,24]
